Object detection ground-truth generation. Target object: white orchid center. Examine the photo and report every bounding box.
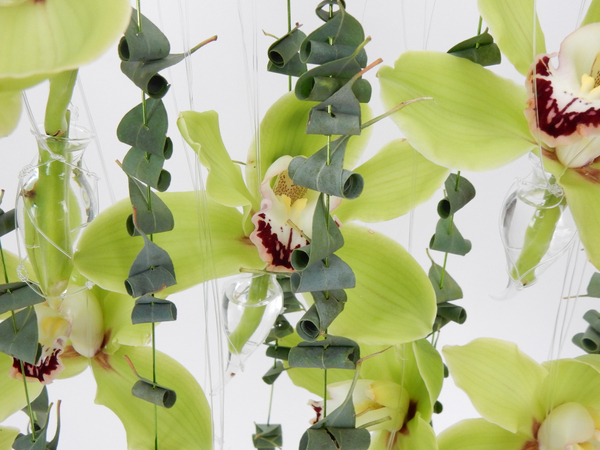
[250,157,313,272]
[525,23,600,168]
[538,403,600,450]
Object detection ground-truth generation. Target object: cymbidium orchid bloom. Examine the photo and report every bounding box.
[0,254,212,450]
[378,0,600,273]
[283,337,443,450]
[440,338,600,450]
[0,0,131,136]
[74,92,450,346]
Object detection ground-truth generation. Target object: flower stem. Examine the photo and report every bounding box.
[227,274,269,354]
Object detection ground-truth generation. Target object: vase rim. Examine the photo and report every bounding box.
[30,124,94,144]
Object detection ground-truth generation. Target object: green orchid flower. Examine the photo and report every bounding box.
[74,91,448,346]
[281,334,443,450]
[440,338,600,450]
[0,0,131,136]
[378,0,600,279]
[0,251,212,450]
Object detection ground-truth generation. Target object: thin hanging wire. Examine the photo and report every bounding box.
[155,0,227,448]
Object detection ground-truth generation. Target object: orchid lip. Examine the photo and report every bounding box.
[526,23,600,166]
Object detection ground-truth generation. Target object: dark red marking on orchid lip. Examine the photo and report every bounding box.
[532,58,600,139]
[12,349,63,384]
[535,57,551,77]
[399,400,418,436]
[309,402,323,425]
[254,212,308,270]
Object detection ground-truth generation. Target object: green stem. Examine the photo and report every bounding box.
[287,0,292,91]
[439,252,448,289]
[24,71,78,298]
[323,366,328,417]
[227,275,270,354]
[510,191,564,286]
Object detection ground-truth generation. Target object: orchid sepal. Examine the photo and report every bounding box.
[378,51,536,171]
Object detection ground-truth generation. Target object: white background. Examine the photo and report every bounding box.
[1,0,599,449]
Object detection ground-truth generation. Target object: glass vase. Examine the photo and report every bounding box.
[221,273,283,380]
[16,125,98,302]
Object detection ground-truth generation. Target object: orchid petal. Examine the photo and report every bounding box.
[92,345,211,450]
[443,338,547,436]
[397,414,438,450]
[539,359,600,412]
[0,352,43,422]
[334,139,449,223]
[178,111,257,209]
[0,90,21,137]
[99,292,151,355]
[59,288,104,358]
[582,0,600,26]
[74,192,264,295]
[438,419,528,450]
[244,92,372,199]
[0,0,130,82]
[478,0,546,75]
[378,52,536,171]
[0,427,19,450]
[412,339,444,415]
[544,156,600,271]
[360,343,436,420]
[57,346,89,379]
[330,224,436,345]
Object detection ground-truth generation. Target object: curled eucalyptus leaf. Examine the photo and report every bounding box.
[0,282,43,315]
[288,137,363,199]
[437,174,476,218]
[0,208,15,237]
[125,232,176,297]
[306,71,364,136]
[266,345,291,360]
[297,290,347,341]
[291,254,355,293]
[267,27,307,69]
[131,379,177,408]
[315,0,347,22]
[0,307,41,365]
[288,336,359,370]
[437,302,467,325]
[131,296,177,324]
[117,99,169,158]
[584,310,600,332]
[118,10,170,62]
[123,147,171,192]
[447,30,501,67]
[253,423,283,448]
[266,315,294,342]
[126,177,174,236]
[292,193,344,271]
[429,217,472,256]
[262,361,286,385]
[427,258,463,303]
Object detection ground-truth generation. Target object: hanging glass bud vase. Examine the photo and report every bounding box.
[16,125,98,301]
[221,273,283,381]
[498,156,577,295]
